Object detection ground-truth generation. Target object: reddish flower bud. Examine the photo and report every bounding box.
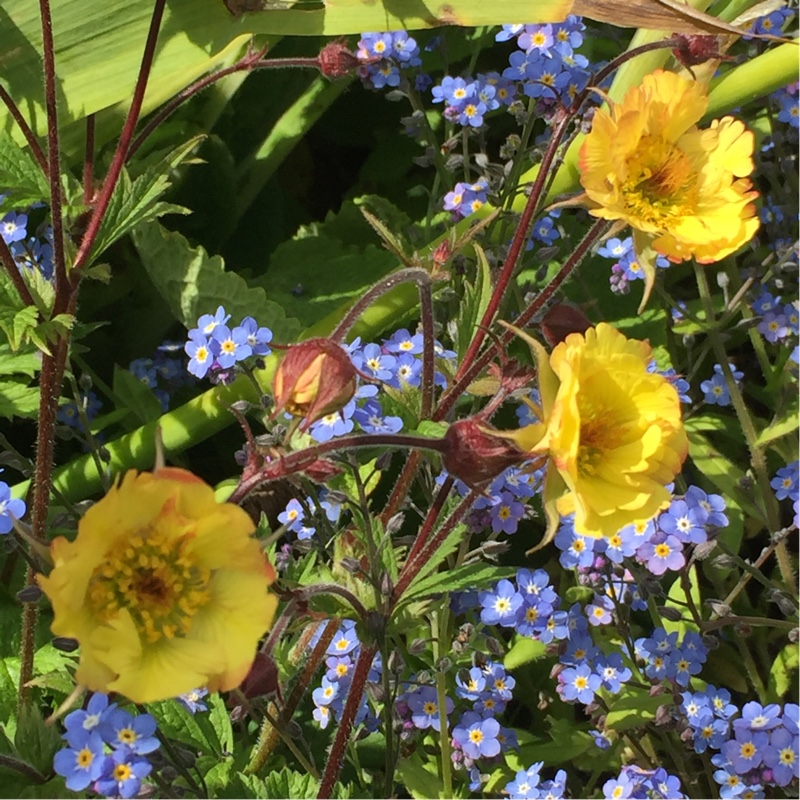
[318,41,361,79]
[540,302,592,346]
[442,418,525,489]
[671,33,729,68]
[272,338,357,430]
[238,651,281,700]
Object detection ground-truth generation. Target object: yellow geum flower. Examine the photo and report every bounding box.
[38,468,277,703]
[503,323,687,542]
[579,70,759,303]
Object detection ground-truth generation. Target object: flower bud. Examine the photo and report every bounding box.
[318,41,361,79]
[272,338,358,430]
[441,418,525,488]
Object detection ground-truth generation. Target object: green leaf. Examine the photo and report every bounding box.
[0,380,39,420]
[262,770,320,799]
[756,395,800,448]
[415,420,449,439]
[207,692,234,755]
[146,698,217,753]
[767,642,799,703]
[113,364,164,426]
[504,636,548,670]
[131,220,301,343]
[395,751,445,800]
[457,242,493,358]
[90,136,201,263]
[0,344,38,378]
[400,563,515,605]
[605,686,667,732]
[14,704,63,775]
[687,429,764,524]
[255,211,398,329]
[0,132,50,209]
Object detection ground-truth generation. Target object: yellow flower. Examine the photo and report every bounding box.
[504,323,687,541]
[38,468,277,703]
[579,70,759,299]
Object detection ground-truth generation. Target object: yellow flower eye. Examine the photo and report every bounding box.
[38,468,278,703]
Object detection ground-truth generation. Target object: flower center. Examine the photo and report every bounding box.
[88,521,210,644]
[622,135,695,225]
[113,764,133,782]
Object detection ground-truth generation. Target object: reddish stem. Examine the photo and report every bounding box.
[38,0,67,300]
[454,110,571,384]
[228,433,446,504]
[401,475,453,568]
[0,85,49,178]
[127,54,328,162]
[393,488,479,601]
[317,644,379,799]
[0,237,36,308]
[72,0,167,272]
[434,218,610,422]
[19,331,71,705]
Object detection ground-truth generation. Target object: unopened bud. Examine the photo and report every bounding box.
[484,636,504,657]
[705,599,732,617]
[239,652,281,700]
[52,637,79,652]
[671,33,728,68]
[17,585,43,603]
[540,302,592,347]
[657,606,683,622]
[317,41,361,79]
[272,338,358,430]
[442,418,524,489]
[408,638,427,655]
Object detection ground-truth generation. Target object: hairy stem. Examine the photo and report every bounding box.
[72,0,167,272]
[317,644,379,798]
[0,85,49,177]
[38,0,68,298]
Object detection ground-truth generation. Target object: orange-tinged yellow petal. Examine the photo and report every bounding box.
[578,69,759,289]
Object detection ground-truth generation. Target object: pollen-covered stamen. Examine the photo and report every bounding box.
[88,525,211,644]
[622,135,696,225]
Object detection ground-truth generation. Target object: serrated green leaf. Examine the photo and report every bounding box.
[14,704,63,775]
[0,345,38,378]
[11,307,38,352]
[207,693,233,754]
[0,380,39,420]
[90,136,201,263]
[0,132,50,208]
[400,562,515,606]
[262,769,320,799]
[132,221,301,344]
[113,364,164,426]
[257,222,398,329]
[146,698,215,753]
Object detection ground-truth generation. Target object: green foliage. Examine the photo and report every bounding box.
[255,198,401,329]
[132,220,301,342]
[0,133,50,213]
[88,136,202,264]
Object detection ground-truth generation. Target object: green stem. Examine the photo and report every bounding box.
[693,262,796,596]
[432,611,453,798]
